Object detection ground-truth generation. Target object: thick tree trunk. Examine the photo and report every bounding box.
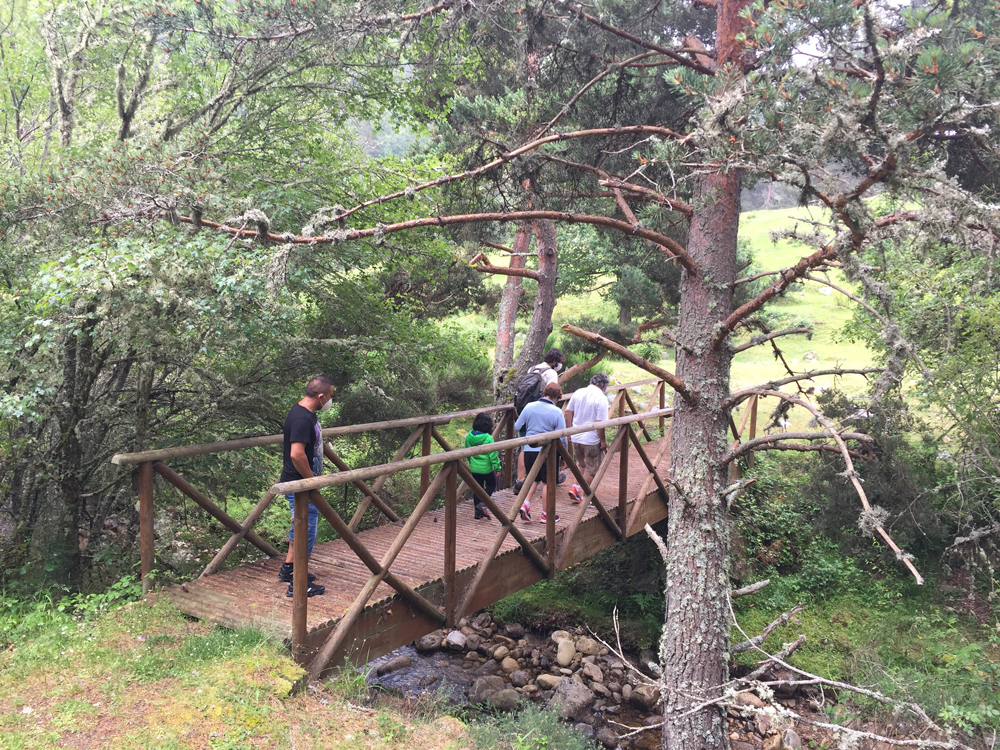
[493,224,531,398]
[511,219,558,373]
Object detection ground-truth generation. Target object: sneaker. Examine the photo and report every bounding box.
[278,563,315,583]
[540,511,560,522]
[513,479,525,493]
[474,504,491,520]
[556,471,567,485]
[286,581,325,598]
[568,484,583,503]
[519,506,532,522]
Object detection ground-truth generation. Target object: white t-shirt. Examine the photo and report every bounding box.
[529,362,560,388]
[566,384,609,446]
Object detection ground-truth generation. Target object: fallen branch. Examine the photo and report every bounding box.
[731,603,804,653]
[731,579,769,598]
[468,252,539,279]
[722,430,873,465]
[559,350,607,384]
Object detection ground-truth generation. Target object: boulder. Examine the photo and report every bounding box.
[551,630,573,644]
[474,659,501,676]
[504,623,526,639]
[488,688,520,712]
[493,645,510,661]
[445,631,467,651]
[376,655,412,676]
[551,678,596,720]
[468,675,506,704]
[784,728,803,750]
[595,727,619,748]
[510,670,530,688]
[556,639,577,667]
[582,662,604,683]
[591,682,610,697]
[501,656,520,673]
[607,681,622,693]
[415,633,442,653]
[575,723,595,739]
[460,625,476,636]
[418,673,440,687]
[576,636,601,656]
[464,634,481,652]
[536,673,564,690]
[763,735,782,750]
[629,684,660,711]
[522,684,539,695]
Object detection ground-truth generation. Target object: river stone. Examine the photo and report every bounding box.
[504,623,526,639]
[559,668,573,676]
[445,631,467,651]
[458,617,469,628]
[551,630,573,644]
[556,639,576,667]
[468,675,506,703]
[784,728,803,750]
[376,655,412,676]
[488,688,520,712]
[522,684,539,695]
[463,652,478,661]
[612,692,622,703]
[415,633,442,652]
[734,691,766,710]
[575,723,595,739]
[464,633,481,652]
[493,645,510,661]
[536,673,563,690]
[608,681,622,693]
[460,625,476,636]
[591,682,610,697]
[762,735,782,750]
[630,684,659,711]
[473,613,490,629]
[582,661,603,683]
[576,636,600,656]
[643,715,661,726]
[595,727,618,748]
[551,677,595,719]
[418,673,440,687]
[477,643,494,657]
[501,656,520,673]
[621,684,632,702]
[474,659,500,676]
[510,670,530,688]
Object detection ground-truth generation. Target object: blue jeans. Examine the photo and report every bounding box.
[287,456,321,555]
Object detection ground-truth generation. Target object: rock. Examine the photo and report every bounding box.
[642,715,661,727]
[510,669,530,688]
[473,613,491,629]
[772,669,797,697]
[572,673,585,685]
[762,735,782,750]
[531,649,541,660]
[559,668,573,676]
[536,673,564,690]
[468,675,506,704]
[415,633,442,652]
[460,625,476,636]
[464,633,481,652]
[735,691,766,710]
[629,684,659,711]
[445,631,467,651]
[493,645,510,661]
[511,648,523,660]
[621,684,632,702]
[551,678,596,719]
[783,728,802,750]
[756,713,774,736]
[612,692,622,703]
[477,643,494,657]
[731,742,758,750]
[504,623,526,639]
[608,681,622,693]
[582,662,604,683]
[474,659,500,676]
[501,656,520,673]
[551,630,573,644]
[596,727,619,748]
[639,648,657,667]
[577,713,595,725]
[495,634,516,647]
[604,704,621,714]
[488,688,520,712]
[576,636,601,655]
[458,617,469,628]
[556,639,577,667]
[463,652,479,661]
[591,682,610,697]
[417,673,440,687]
[522,684,539,695]
[575,723,595,739]
[540,657,550,668]
[376,655,412,676]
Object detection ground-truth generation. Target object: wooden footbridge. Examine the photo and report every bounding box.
[111,379,759,678]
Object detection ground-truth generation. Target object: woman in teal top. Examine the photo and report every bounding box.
[465,413,501,519]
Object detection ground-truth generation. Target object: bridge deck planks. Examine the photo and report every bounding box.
[164,435,669,667]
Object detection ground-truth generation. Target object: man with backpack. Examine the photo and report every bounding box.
[512,349,566,489]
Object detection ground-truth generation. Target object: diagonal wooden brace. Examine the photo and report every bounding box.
[622,390,654,442]
[555,427,627,568]
[555,439,622,540]
[200,491,277,578]
[348,425,423,531]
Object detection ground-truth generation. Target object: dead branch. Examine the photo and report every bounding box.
[562,323,696,403]
[559,350,607,384]
[726,368,883,408]
[732,326,812,353]
[948,522,1000,549]
[745,634,805,680]
[731,579,770,598]
[731,603,804,653]
[722,430,873,465]
[468,252,539,279]
[725,477,758,509]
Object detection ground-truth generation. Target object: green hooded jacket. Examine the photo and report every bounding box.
[465,430,502,474]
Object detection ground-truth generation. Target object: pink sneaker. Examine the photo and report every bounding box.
[540,511,559,523]
[519,506,531,522]
[568,484,583,503]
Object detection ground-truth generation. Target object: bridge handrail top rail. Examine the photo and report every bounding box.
[272,406,674,495]
[110,378,664,466]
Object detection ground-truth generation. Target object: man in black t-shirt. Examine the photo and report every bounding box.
[278,375,336,597]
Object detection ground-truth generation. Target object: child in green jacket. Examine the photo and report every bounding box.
[465,413,501,519]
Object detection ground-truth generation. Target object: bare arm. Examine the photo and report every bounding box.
[289,442,314,479]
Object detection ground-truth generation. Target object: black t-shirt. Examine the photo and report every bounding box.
[280,403,318,483]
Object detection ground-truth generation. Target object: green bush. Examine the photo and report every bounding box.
[468,702,598,750]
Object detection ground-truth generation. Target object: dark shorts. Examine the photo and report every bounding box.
[523,450,548,484]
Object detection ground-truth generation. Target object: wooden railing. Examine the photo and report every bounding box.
[110,378,758,677]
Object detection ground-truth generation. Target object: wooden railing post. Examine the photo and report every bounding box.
[420,423,432,498]
[292,490,310,664]
[659,381,666,435]
[138,461,155,595]
[504,410,514,489]
[444,462,457,626]
[546,440,557,575]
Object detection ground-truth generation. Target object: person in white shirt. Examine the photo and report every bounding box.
[564,372,610,488]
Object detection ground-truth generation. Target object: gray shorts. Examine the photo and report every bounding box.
[574,443,604,476]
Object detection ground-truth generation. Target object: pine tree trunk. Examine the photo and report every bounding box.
[492,224,531,398]
[660,173,741,750]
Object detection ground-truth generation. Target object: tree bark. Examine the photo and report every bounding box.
[509,219,558,380]
[493,225,531,397]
